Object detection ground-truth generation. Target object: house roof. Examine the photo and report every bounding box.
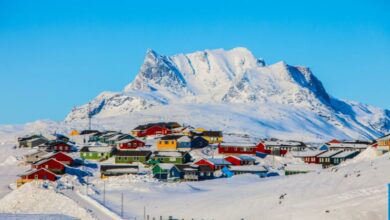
[133,122,181,131]
[154,151,187,157]
[206,158,231,165]
[331,150,359,158]
[201,131,222,137]
[33,158,64,166]
[157,163,176,170]
[317,150,343,158]
[80,146,113,153]
[160,135,184,140]
[263,140,306,147]
[115,150,152,157]
[284,163,322,172]
[100,164,138,172]
[80,130,100,135]
[19,168,57,177]
[175,164,197,172]
[292,150,326,157]
[220,142,256,148]
[237,155,256,161]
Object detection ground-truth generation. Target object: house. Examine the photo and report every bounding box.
[152,164,181,180]
[375,134,390,154]
[218,142,263,155]
[194,158,231,170]
[80,146,115,161]
[117,139,145,150]
[190,136,209,149]
[18,135,48,148]
[331,150,360,165]
[176,136,192,151]
[284,163,322,176]
[52,133,70,142]
[258,140,307,156]
[46,152,74,165]
[18,168,58,186]
[157,135,184,151]
[176,164,199,181]
[100,164,139,178]
[198,165,215,180]
[32,158,66,174]
[106,133,134,145]
[224,155,256,166]
[318,150,343,168]
[24,150,51,164]
[152,151,192,164]
[115,150,152,164]
[326,140,371,152]
[229,165,268,177]
[293,150,326,164]
[69,129,80,136]
[47,140,74,152]
[131,122,181,137]
[193,131,223,144]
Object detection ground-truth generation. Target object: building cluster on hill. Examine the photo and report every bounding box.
[15,121,390,184]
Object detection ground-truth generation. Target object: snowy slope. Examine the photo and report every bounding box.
[61,47,390,141]
[89,149,389,220]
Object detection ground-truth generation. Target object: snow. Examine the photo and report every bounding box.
[284,163,322,172]
[0,183,95,220]
[229,165,267,172]
[317,150,343,158]
[61,48,390,142]
[332,150,359,158]
[87,151,390,220]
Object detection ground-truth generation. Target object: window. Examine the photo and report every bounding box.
[164,141,168,144]
[200,172,204,176]
[34,174,38,180]
[171,141,174,144]
[159,141,162,144]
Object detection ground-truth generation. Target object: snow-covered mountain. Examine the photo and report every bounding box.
[65,47,390,141]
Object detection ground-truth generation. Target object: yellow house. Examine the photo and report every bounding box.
[201,131,223,144]
[69,129,80,136]
[376,134,390,154]
[194,128,205,133]
[157,135,181,151]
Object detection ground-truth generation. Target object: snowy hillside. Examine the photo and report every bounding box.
[64,47,390,141]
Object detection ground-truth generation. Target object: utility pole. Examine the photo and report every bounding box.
[143,206,146,220]
[121,193,124,218]
[103,180,106,205]
[88,102,92,130]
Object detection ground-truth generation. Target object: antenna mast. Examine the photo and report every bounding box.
[88,102,92,130]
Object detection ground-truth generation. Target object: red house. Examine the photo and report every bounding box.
[49,141,73,152]
[294,150,326,164]
[20,168,58,182]
[47,152,73,165]
[218,142,267,155]
[224,155,256,166]
[32,158,66,174]
[131,122,180,137]
[194,158,232,171]
[118,139,145,150]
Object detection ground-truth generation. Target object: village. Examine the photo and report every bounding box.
[14,121,390,186]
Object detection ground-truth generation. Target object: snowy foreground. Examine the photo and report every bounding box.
[0,141,388,220]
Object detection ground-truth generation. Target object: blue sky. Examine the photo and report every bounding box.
[0,0,389,124]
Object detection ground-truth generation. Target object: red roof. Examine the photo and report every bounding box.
[328,139,341,144]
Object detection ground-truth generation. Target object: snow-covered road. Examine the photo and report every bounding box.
[62,189,122,220]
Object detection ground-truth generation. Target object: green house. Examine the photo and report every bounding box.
[80,146,114,160]
[115,150,152,164]
[152,164,181,180]
[152,151,192,164]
